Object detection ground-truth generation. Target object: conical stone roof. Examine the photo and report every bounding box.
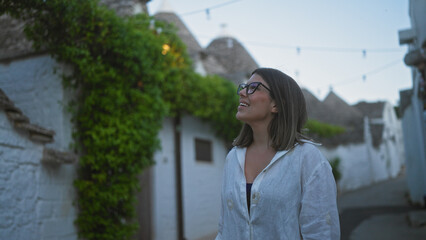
[354,101,387,148]
[302,90,364,148]
[302,88,333,122]
[154,12,202,60]
[206,37,258,85]
[353,101,385,119]
[323,91,363,127]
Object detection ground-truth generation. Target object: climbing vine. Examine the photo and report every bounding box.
[1,0,343,239]
[1,0,240,239]
[304,119,345,138]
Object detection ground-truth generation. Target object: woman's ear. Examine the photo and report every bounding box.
[271,101,278,113]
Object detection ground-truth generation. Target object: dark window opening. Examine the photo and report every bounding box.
[195,138,212,162]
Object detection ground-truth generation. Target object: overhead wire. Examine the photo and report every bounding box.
[154,1,406,88]
[180,0,243,17]
[330,58,403,87]
[196,35,404,54]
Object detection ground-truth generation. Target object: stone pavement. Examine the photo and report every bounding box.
[338,174,426,240]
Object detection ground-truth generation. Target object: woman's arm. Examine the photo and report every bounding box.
[299,160,340,240]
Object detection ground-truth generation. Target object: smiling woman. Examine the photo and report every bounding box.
[216,68,340,240]
[236,74,277,129]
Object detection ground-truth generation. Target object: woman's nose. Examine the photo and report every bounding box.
[238,88,247,97]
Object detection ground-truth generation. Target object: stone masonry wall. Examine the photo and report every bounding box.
[0,0,150,61]
[0,55,77,240]
[0,110,77,240]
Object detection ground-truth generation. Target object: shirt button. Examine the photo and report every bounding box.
[252,192,260,204]
[227,199,234,210]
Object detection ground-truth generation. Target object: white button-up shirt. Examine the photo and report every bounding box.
[215,141,340,240]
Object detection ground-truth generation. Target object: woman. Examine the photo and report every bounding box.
[215,68,340,240]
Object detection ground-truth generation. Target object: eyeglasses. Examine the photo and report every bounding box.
[237,82,271,95]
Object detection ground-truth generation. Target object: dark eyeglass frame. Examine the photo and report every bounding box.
[237,82,271,95]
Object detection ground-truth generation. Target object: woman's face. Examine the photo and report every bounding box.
[236,74,277,126]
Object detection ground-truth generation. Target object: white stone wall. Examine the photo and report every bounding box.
[320,102,405,193]
[320,144,371,191]
[0,112,77,240]
[401,0,426,207]
[152,115,226,240]
[181,115,226,240]
[381,101,405,173]
[320,145,391,193]
[0,111,42,240]
[320,142,403,193]
[401,98,426,205]
[0,55,74,151]
[152,117,178,240]
[0,55,77,240]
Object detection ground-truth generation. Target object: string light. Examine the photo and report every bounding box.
[205,8,210,20]
[180,0,243,17]
[329,58,402,87]
[150,2,405,90]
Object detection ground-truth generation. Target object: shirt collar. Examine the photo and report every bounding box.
[235,139,320,171]
[235,147,292,172]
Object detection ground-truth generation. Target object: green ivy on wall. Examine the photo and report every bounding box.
[1,1,344,239]
[1,1,241,239]
[304,119,345,138]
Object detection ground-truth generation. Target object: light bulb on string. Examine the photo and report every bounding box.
[205,8,210,20]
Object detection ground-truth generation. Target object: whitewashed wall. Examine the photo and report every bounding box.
[401,94,426,205]
[399,0,426,206]
[320,144,371,191]
[152,117,178,240]
[0,55,74,151]
[320,143,393,192]
[320,104,405,193]
[181,115,226,240]
[0,55,77,240]
[381,101,405,173]
[152,115,226,240]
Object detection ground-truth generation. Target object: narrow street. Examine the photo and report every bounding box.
[338,174,426,240]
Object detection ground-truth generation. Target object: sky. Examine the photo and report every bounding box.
[147,0,412,105]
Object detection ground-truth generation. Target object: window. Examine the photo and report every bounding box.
[195,138,212,162]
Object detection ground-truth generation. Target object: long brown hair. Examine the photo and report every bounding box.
[233,68,309,151]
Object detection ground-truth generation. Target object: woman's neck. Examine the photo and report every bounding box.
[250,123,272,149]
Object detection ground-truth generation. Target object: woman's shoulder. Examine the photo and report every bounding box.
[295,141,332,183]
[294,140,328,164]
[226,146,237,156]
[295,139,322,153]
[225,146,242,161]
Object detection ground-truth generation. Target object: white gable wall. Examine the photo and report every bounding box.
[401,97,426,205]
[320,143,396,192]
[151,115,226,240]
[0,55,74,151]
[181,115,226,240]
[320,144,370,191]
[0,55,77,240]
[381,101,405,174]
[0,111,43,240]
[320,102,405,193]
[152,117,178,240]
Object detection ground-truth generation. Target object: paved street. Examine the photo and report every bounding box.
[338,174,426,240]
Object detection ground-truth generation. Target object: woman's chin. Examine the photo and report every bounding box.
[236,112,247,122]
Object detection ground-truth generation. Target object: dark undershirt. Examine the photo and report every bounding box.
[246,183,253,214]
